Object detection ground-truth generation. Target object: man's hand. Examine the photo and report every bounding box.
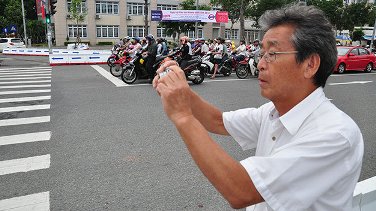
[153,61,192,124]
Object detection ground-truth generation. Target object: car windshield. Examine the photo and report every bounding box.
[11,39,22,43]
[337,47,351,56]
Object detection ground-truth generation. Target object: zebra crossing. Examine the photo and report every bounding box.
[0,66,51,210]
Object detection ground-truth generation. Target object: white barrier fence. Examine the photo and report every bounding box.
[2,48,111,66]
[353,176,376,211]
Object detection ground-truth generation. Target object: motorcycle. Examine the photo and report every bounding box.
[107,44,123,67]
[121,50,205,85]
[109,52,133,77]
[201,52,233,77]
[235,56,259,79]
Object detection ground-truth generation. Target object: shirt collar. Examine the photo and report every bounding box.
[278,87,328,135]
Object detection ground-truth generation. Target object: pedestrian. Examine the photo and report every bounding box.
[144,34,157,83]
[153,4,363,211]
[211,37,224,79]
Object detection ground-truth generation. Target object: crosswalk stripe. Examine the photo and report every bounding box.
[0,191,49,211]
[0,70,51,75]
[0,67,51,71]
[0,80,51,85]
[91,65,128,87]
[0,89,50,95]
[0,116,50,127]
[0,73,51,78]
[0,96,51,104]
[0,104,50,113]
[0,84,51,89]
[0,76,51,81]
[0,154,50,176]
[0,131,51,146]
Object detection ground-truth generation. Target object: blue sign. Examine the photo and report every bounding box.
[9,25,17,32]
[151,10,162,21]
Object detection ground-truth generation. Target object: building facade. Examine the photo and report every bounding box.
[52,0,262,46]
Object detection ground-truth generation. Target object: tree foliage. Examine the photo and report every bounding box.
[69,0,87,45]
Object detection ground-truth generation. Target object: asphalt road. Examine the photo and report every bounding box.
[0,54,375,210]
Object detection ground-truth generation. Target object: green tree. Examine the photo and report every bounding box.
[342,2,372,33]
[352,28,364,41]
[158,0,210,42]
[69,0,87,47]
[247,0,295,26]
[307,0,343,32]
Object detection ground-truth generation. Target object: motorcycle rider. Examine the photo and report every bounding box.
[127,37,142,57]
[143,34,157,83]
[234,40,247,61]
[211,37,224,79]
[200,38,209,56]
[179,36,193,69]
[249,39,261,65]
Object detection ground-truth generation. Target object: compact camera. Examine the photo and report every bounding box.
[158,68,171,78]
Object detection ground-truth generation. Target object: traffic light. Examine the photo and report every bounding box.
[46,13,51,24]
[50,0,57,15]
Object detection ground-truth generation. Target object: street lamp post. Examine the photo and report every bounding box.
[195,0,199,39]
[21,0,28,47]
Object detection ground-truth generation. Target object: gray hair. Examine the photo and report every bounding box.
[258,4,337,87]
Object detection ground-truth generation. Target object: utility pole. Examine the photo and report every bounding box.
[370,18,376,52]
[195,0,199,39]
[21,0,27,47]
[44,0,52,54]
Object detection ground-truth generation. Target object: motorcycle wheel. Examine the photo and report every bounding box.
[192,68,205,84]
[109,64,123,77]
[107,57,116,67]
[121,66,138,84]
[236,64,249,79]
[222,63,232,76]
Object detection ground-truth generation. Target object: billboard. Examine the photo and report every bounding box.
[151,10,228,23]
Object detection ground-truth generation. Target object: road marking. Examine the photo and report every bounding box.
[0,89,50,95]
[0,67,51,71]
[0,131,51,146]
[0,80,51,85]
[0,104,50,113]
[329,81,373,86]
[0,76,51,81]
[0,70,51,75]
[0,96,51,104]
[0,191,49,211]
[0,84,51,89]
[0,116,50,127]
[0,154,50,176]
[91,65,128,87]
[0,73,51,78]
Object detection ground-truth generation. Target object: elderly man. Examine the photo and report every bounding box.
[153,4,363,211]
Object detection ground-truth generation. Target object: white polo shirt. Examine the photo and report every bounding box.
[223,87,364,211]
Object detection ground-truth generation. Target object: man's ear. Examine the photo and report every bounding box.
[304,53,320,79]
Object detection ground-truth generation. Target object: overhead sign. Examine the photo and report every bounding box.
[151,10,228,23]
[9,25,17,33]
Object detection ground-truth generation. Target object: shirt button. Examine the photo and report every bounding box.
[272,136,276,141]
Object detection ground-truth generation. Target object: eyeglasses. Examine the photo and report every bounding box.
[257,51,298,63]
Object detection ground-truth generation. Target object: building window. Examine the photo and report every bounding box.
[127,26,147,37]
[156,4,178,10]
[186,29,203,39]
[127,3,145,15]
[225,29,239,40]
[96,1,119,14]
[67,0,86,13]
[97,25,119,38]
[68,25,87,38]
[157,27,174,38]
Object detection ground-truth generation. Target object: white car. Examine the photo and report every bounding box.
[0,38,26,52]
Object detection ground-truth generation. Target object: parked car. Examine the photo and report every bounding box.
[335,46,376,74]
[0,38,26,53]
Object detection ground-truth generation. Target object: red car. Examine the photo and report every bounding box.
[334,46,375,74]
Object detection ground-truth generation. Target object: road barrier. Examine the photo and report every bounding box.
[2,48,111,66]
[353,176,376,211]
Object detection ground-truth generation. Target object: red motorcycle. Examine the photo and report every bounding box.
[109,53,133,77]
[107,44,123,67]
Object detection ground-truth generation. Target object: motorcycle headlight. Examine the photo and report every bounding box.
[140,58,144,64]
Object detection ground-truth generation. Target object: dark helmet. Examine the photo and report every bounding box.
[133,37,140,43]
[145,34,155,41]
